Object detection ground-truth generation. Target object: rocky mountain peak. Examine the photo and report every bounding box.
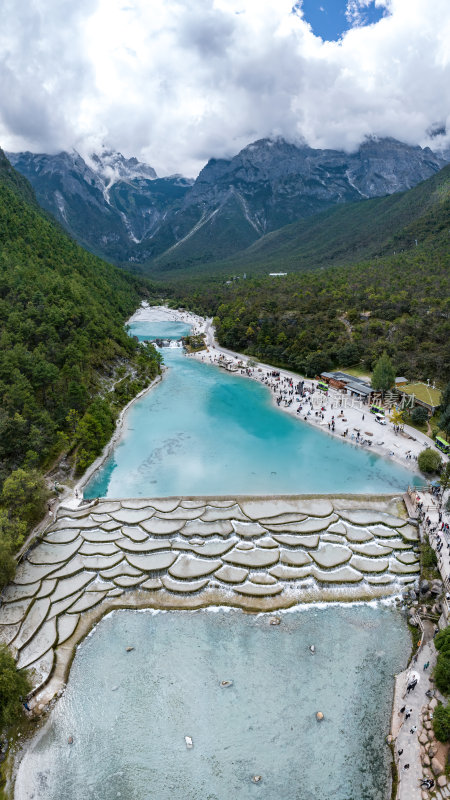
[89,150,158,184]
[6,135,449,268]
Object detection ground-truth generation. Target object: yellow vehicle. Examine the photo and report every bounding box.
[370,404,384,416]
[317,381,329,393]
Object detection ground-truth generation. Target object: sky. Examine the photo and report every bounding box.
[300,0,386,42]
[0,0,449,176]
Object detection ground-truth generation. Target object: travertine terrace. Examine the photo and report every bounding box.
[0,495,419,708]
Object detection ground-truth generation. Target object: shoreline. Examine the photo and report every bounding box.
[127,302,207,334]
[73,304,207,502]
[71,301,429,507]
[74,371,165,500]
[189,316,433,480]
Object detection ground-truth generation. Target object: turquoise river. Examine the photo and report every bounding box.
[14,318,416,800]
[16,605,410,800]
[85,320,420,497]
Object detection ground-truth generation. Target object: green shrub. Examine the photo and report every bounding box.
[0,645,31,728]
[0,469,49,591]
[434,628,450,694]
[435,627,450,655]
[434,654,450,694]
[421,535,438,569]
[74,398,116,475]
[0,540,16,587]
[418,447,442,475]
[433,703,450,742]
[411,406,429,425]
[1,469,49,528]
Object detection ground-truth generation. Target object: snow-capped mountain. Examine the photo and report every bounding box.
[88,150,158,184]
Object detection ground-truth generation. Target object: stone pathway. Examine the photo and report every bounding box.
[418,490,450,588]
[394,634,437,799]
[394,489,450,800]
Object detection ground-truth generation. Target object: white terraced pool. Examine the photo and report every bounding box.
[0,497,418,693]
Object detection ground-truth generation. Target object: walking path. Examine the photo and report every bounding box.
[394,627,438,799]
[394,488,450,799]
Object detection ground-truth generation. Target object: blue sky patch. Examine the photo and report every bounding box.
[295,0,389,42]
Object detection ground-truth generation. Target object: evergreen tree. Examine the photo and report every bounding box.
[0,645,31,728]
[440,381,450,438]
[433,703,450,742]
[371,352,396,395]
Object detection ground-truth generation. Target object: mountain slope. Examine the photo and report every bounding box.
[7,150,192,263]
[151,137,446,270]
[151,162,450,279]
[9,137,446,270]
[0,148,160,489]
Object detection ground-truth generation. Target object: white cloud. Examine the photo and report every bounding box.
[345,0,389,28]
[0,0,449,176]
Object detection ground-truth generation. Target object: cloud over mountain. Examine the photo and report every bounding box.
[0,0,449,176]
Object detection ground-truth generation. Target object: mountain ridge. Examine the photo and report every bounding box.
[8,136,448,270]
[152,161,450,281]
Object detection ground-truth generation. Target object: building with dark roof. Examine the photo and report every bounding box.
[320,371,375,399]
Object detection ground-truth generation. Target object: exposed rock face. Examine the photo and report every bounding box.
[187,136,445,229]
[8,137,447,267]
[7,150,192,263]
[431,755,445,775]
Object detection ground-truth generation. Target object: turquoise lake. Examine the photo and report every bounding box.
[84,320,420,498]
[15,606,410,800]
[126,319,192,340]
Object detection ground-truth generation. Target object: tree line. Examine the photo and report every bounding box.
[0,152,161,591]
[165,236,450,383]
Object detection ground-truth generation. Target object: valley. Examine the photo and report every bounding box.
[8,137,448,271]
[0,126,449,800]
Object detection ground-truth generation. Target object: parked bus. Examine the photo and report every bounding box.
[317,381,329,393]
[370,404,384,416]
[435,436,450,455]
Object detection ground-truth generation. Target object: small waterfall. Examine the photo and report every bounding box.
[154,337,183,348]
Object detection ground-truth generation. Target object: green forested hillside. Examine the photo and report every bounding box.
[160,164,450,382]
[0,149,37,206]
[168,231,450,382]
[149,163,450,279]
[0,149,160,582]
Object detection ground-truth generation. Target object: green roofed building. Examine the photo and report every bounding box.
[398,383,442,414]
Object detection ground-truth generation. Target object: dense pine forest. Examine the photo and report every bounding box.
[164,167,450,382]
[167,241,450,381]
[0,150,161,584]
